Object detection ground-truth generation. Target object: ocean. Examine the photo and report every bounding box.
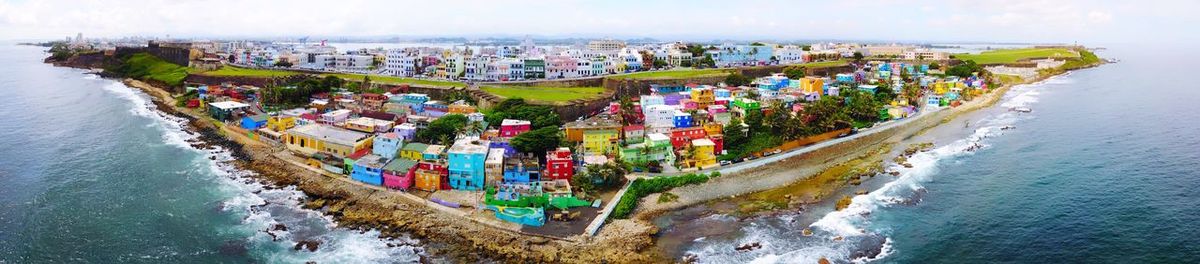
[4,42,1199,264]
[0,44,425,263]
[671,44,1200,263]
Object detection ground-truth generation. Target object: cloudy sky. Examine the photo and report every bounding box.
[0,0,1194,44]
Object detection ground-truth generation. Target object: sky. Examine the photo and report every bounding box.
[1,0,1196,44]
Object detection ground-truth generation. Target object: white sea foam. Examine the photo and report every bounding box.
[96,77,425,263]
[684,75,1062,263]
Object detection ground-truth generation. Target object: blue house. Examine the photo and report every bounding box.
[373,132,403,160]
[673,110,693,128]
[351,154,388,186]
[503,156,542,184]
[241,114,268,130]
[836,73,855,84]
[927,95,943,107]
[447,139,490,191]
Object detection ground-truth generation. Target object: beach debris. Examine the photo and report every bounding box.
[681,254,699,263]
[1010,107,1032,113]
[855,190,868,195]
[833,236,844,241]
[818,257,831,264]
[1001,125,1016,130]
[735,242,762,252]
[802,228,814,236]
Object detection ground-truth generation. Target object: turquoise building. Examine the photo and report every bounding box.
[447,139,490,190]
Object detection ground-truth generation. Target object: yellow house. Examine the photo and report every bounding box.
[702,123,723,136]
[933,81,949,95]
[687,138,718,169]
[800,77,824,95]
[448,101,477,114]
[266,116,296,132]
[583,129,620,155]
[284,124,374,157]
[690,87,715,109]
[399,142,429,161]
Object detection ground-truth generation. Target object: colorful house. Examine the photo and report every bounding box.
[382,158,417,190]
[447,139,491,191]
[399,142,428,161]
[673,110,693,128]
[414,160,448,192]
[690,87,715,109]
[582,129,620,155]
[422,144,446,161]
[799,77,824,95]
[620,133,675,165]
[266,115,297,132]
[485,148,506,188]
[285,124,374,157]
[351,154,388,186]
[685,138,718,169]
[731,98,761,117]
[207,101,249,121]
[393,123,417,141]
[241,113,269,130]
[320,109,352,125]
[372,132,403,160]
[503,154,542,183]
[564,114,622,142]
[499,119,531,138]
[448,100,477,114]
[669,127,707,149]
[344,117,394,133]
[544,147,574,181]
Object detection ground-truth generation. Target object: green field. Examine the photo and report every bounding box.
[799,60,850,68]
[610,68,734,80]
[994,74,1024,85]
[481,85,606,103]
[954,48,1080,65]
[122,53,189,86]
[323,73,463,87]
[196,66,299,77]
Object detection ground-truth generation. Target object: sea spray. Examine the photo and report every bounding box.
[96,77,426,263]
[683,74,1058,264]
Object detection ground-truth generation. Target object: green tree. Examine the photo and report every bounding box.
[928,61,940,70]
[680,60,693,68]
[510,126,562,154]
[946,60,982,78]
[274,60,293,67]
[724,73,752,87]
[700,54,716,68]
[653,59,668,69]
[321,75,345,89]
[852,52,865,61]
[783,65,807,79]
[416,114,468,144]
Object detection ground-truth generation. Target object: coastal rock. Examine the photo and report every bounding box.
[293,239,321,252]
[735,242,762,252]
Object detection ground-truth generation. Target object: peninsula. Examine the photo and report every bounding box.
[41,38,1104,263]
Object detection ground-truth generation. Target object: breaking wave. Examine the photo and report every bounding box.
[684,75,1061,263]
[96,77,426,263]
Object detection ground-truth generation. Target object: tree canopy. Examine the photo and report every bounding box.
[416,114,468,144]
[510,126,562,155]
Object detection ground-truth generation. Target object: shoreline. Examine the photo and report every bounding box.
[116,78,662,263]
[643,62,1104,260]
[48,52,1103,263]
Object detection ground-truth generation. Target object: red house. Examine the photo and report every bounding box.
[669,127,707,149]
[708,134,724,154]
[544,147,574,180]
[382,159,417,190]
[499,119,531,138]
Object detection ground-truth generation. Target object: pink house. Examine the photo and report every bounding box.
[680,99,698,111]
[383,159,418,190]
[499,119,531,138]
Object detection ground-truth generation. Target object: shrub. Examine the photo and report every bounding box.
[611,173,710,219]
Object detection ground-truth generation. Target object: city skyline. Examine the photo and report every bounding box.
[2,0,1196,44]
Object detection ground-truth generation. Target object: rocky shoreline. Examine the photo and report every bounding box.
[115,78,664,263]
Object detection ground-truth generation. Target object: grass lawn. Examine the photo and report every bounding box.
[994,74,1024,85]
[124,53,189,86]
[194,66,299,78]
[799,60,849,68]
[481,85,606,103]
[323,73,463,87]
[954,48,1079,65]
[610,68,733,80]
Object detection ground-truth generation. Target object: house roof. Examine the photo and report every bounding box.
[401,142,429,152]
[245,114,269,122]
[383,158,418,172]
[355,154,388,168]
[209,101,249,110]
[287,124,372,147]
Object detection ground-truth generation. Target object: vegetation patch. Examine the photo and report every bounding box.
[482,85,606,103]
[610,68,733,80]
[611,172,716,219]
[953,48,1079,65]
[111,53,189,86]
[323,73,463,87]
